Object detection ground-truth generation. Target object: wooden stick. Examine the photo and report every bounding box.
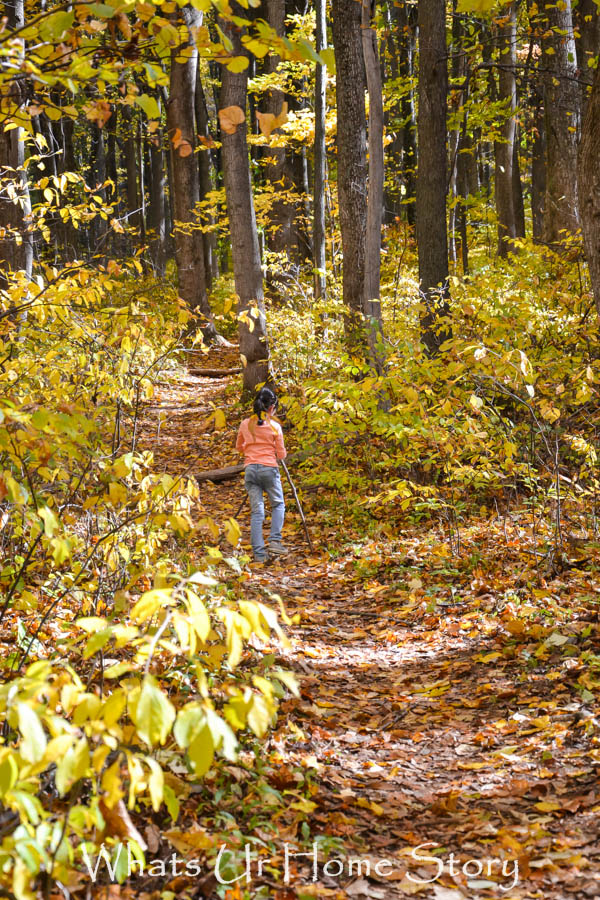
[281,459,314,552]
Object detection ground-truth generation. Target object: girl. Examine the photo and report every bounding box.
[236,387,288,562]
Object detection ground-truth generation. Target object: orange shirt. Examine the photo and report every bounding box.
[236,416,287,467]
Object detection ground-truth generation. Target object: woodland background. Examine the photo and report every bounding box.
[0,0,600,898]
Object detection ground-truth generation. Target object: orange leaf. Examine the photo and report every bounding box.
[218,105,245,135]
[256,101,288,138]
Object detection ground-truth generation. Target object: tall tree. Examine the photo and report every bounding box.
[313,0,327,301]
[579,61,600,319]
[494,1,518,256]
[361,0,385,372]
[219,8,271,393]
[574,0,600,114]
[0,0,33,289]
[331,0,367,344]
[386,0,418,224]
[260,0,311,283]
[415,0,450,354]
[167,4,215,335]
[148,104,167,277]
[530,81,546,242]
[195,69,218,287]
[541,0,580,244]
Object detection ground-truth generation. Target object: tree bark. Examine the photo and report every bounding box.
[331,0,367,343]
[195,69,218,288]
[512,126,525,239]
[361,0,385,373]
[542,0,580,245]
[167,4,214,334]
[494,1,518,257]
[579,61,600,319]
[531,83,546,242]
[122,105,139,244]
[219,8,271,393]
[0,0,33,290]
[148,111,167,277]
[415,0,451,354]
[574,0,599,114]
[313,0,327,301]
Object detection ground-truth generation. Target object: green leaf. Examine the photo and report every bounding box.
[205,708,237,761]
[0,753,19,797]
[187,724,214,777]
[40,10,75,40]
[456,0,497,12]
[17,703,47,764]
[39,506,59,538]
[88,2,116,16]
[164,784,180,821]
[174,704,205,749]
[133,676,176,747]
[146,757,164,812]
[55,738,90,796]
[319,47,336,71]
[135,94,161,121]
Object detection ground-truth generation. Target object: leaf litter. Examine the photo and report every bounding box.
[129,346,600,900]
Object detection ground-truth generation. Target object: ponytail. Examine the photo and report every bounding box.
[253,387,278,426]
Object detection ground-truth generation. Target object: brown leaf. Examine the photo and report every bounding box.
[218,105,245,135]
[99,799,147,850]
[256,101,288,138]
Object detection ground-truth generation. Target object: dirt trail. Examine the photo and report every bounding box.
[139,352,600,900]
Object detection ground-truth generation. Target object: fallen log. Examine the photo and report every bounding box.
[194,434,367,483]
[195,464,245,482]
[188,367,242,378]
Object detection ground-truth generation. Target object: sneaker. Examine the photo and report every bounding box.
[268,541,289,557]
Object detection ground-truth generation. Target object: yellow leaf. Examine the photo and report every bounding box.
[357,797,385,816]
[214,408,226,429]
[224,517,241,547]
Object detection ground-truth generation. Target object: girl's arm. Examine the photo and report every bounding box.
[274,425,287,460]
[236,422,246,453]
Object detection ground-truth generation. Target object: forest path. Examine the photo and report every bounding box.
[138,349,599,900]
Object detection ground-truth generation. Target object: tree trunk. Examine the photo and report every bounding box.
[579,62,600,319]
[313,0,327,300]
[531,83,546,242]
[195,68,218,288]
[122,105,139,242]
[148,114,167,277]
[0,0,33,290]
[512,126,525,239]
[415,0,451,354]
[167,4,214,334]
[574,0,599,114]
[542,0,580,245]
[361,0,385,373]
[382,6,403,223]
[390,0,418,225]
[91,122,107,256]
[219,9,271,393]
[260,0,311,287]
[331,0,367,343]
[494,1,518,257]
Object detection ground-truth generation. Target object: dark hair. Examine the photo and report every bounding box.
[253,387,277,425]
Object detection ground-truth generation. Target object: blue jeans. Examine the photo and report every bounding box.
[244,464,285,558]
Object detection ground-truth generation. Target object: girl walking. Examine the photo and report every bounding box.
[236,387,288,563]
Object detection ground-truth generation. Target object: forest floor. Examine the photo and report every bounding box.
[136,347,600,900]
